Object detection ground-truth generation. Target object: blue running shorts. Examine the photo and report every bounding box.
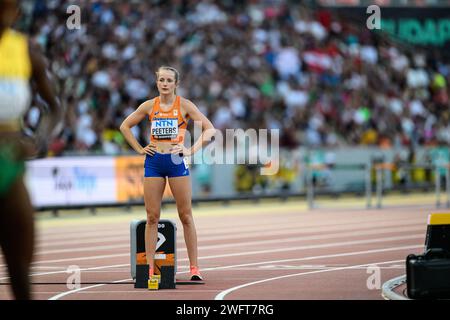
[144,153,190,178]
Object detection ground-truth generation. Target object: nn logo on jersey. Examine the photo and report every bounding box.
[153,119,176,127]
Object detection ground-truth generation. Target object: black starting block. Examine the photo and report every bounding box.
[425,213,450,252]
[135,265,176,289]
[407,213,450,299]
[160,265,176,289]
[130,219,177,289]
[135,264,149,289]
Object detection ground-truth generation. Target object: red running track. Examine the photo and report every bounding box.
[0,203,444,300]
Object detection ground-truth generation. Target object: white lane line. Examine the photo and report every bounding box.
[36,221,286,240]
[34,244,129,255]
[197,216,426,232]
[36,217,426,245]
[48,278,133,300]
[36,222,304,241]
[6,223,426,265]
[31,253,130,265]
[237,265,405,271]
[29,224,424,257]
[1,232,424,269]
[214,259,405,300]
[31,266,67,270]
[183,234,423,261]
[29,215,426,252]
[36,235,130,249]
[197,244,421,273]
[74,290,220,294]
[36,218,320,240]
[0,236,423,280]
[0,264,129,281]
[199,223,425,242]
[36,230,129,242]
[47,244,421,300]
[196,225,424,250]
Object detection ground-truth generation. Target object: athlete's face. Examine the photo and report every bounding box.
[0,0,18,32]
[157,69,178,95]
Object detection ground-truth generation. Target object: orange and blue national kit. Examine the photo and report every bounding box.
[144,96,190,178]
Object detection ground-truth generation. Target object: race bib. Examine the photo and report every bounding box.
[151,118,179,139]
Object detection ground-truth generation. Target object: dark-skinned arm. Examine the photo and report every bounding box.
[28,40,63,155]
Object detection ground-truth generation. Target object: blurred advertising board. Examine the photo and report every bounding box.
[115,155,173,203]
[25,155,172,208]
[317,0,450,6]
[329,6,450,53]
[25,156,116,207]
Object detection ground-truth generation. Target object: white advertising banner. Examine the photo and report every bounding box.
[25,157,116,207]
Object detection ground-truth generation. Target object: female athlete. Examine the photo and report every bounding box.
[120,66,215,281]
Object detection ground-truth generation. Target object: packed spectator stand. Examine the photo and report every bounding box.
[17,0,450,157]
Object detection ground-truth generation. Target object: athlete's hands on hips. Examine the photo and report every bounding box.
[170,143,191,156]
[140,142,156,156]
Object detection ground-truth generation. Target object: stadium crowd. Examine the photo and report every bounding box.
[19,0,450,155]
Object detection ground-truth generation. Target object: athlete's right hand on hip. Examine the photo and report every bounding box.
[141,142,156,156]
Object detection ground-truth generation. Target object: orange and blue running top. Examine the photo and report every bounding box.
[148,95,189,143]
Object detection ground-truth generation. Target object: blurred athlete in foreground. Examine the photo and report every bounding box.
[0,0,62,299]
